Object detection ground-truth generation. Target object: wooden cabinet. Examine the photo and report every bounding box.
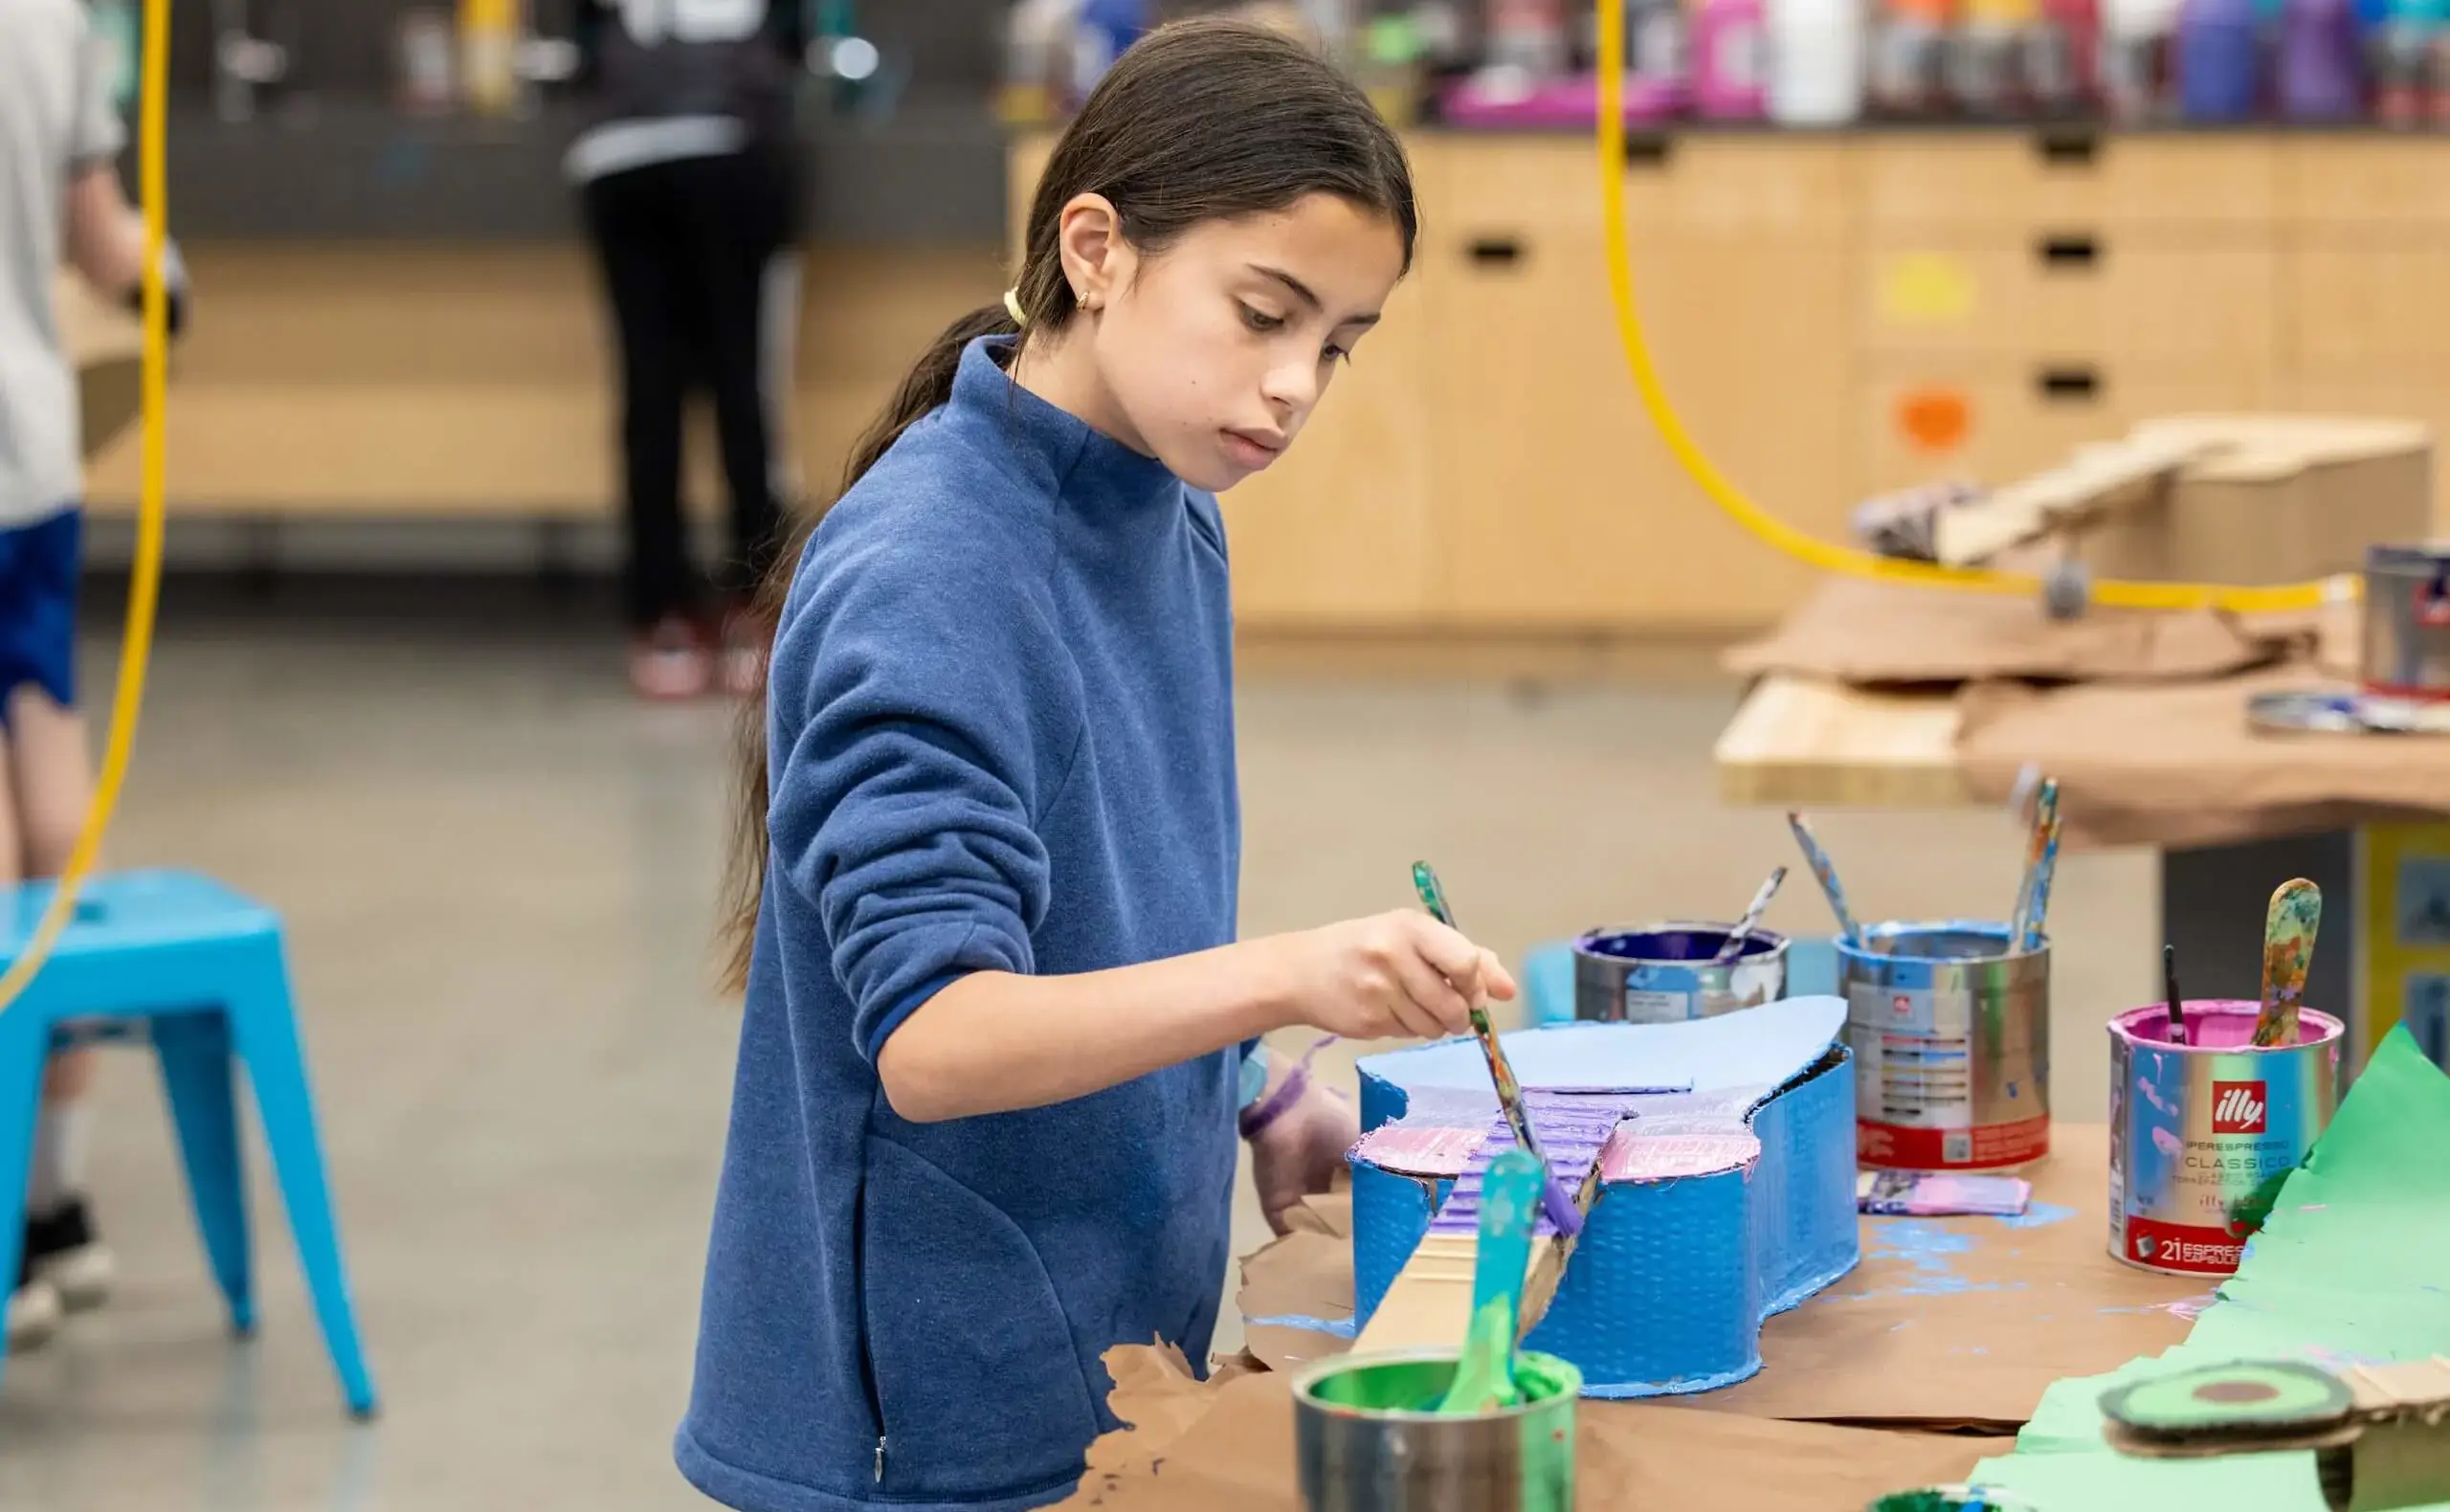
[1424,138,1853,631]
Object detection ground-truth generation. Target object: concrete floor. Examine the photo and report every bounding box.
[0,606,2158,1510]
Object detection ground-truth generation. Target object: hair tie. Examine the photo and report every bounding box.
[1003,287,1027,326]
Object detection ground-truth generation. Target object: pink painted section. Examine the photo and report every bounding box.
[2109,1001,2345,1053]
[1349,1123,1485,1178]
[1599,1129,1762,1182]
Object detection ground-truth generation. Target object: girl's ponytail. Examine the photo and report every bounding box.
[720,16,1416,991]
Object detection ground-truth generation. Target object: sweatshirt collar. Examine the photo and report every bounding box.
[951,337,1182,506]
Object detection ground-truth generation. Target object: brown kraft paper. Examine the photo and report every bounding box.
[1724,577,2308,687]
[1956,663,2450,852]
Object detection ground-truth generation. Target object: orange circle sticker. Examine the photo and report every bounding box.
[1897,387,1971,456]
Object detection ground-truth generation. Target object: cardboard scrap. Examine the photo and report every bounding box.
[1967,1029,2450,1511]
[1237,1124,2203,1429]
[1059,1342,1992,1511]
[1956,662,2450,852]
[1725,577,2298,687]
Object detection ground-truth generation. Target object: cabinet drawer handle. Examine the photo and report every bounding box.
[1621,132,1675,168]
[2034,127,2100,167]
[2038,233,2101,268]
[2036,366,2103,402]
[1467,236,1526,267]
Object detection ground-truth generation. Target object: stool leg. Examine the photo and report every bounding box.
[229,953,377,1419]
[0,1006,50,1399]
[153,1012,255,1335]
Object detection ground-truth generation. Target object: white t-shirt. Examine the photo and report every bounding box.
[0,0,126,526]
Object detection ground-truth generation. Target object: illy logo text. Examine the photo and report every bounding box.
[2211,1081,2267,1135]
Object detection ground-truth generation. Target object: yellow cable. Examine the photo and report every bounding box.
[1592,4,2341,615]
[0,0,169,1016]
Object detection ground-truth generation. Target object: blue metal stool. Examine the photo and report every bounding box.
[1523,934,1840,1025]
[0,870,376,1417]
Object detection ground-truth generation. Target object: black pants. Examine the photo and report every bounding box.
[582,145,800,630]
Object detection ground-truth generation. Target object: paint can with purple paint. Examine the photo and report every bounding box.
[1840,921,2050,1171]
[2108,1001,2341,1277]
[1572,923,1789,1024]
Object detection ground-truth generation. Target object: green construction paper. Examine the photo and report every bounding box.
[1965,1029,2450,1511]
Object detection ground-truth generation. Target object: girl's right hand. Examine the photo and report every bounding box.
[1281,911,1518,1041]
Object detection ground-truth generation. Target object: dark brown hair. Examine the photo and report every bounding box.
[720,16,1417,989]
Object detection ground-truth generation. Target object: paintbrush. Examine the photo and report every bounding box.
[1437,1147,1543,1413]
[1785,812,1861,945]
[2016,804,2063,954]
[2252,878,2323,1049]
[2009,777,2060,947]
[2164,944,2187,1047]
[1412,862,1583,1238]
[1708,864,1789,969]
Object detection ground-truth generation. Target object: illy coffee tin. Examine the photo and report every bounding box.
[2362,543,2450,700]
[2108,1000,2343,1277]
[1573,923,1789,1024]
[1839,921,2050,1170]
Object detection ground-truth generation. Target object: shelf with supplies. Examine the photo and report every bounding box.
[1011,128,2450,634]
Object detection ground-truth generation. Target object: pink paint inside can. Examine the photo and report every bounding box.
[2108,1000,2344,1052]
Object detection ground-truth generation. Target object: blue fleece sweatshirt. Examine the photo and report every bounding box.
[676,338,1241,1512]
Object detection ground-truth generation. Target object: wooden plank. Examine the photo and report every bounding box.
[1352,1232,1568,1355]
[1714,674,1971,810]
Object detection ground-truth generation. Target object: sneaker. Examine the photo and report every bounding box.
[629,617,712,701]
[7,1262,61,1353]
[26,1199,113,1313]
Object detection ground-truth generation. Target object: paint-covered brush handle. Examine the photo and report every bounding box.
[1471,1148,1545,1319]
[2010,777,2060,946]
[2018,810,2062,954]
[1786,812,1860,944]
[1708,864,1789,968]
[2253,878,2322,1048]
[1413,861,1583,1238]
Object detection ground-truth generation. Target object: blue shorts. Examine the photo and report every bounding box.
[0,509,82,720]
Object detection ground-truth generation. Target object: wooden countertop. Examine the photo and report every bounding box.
[1713,674,1971,810]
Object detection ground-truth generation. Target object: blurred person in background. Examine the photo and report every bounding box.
[0,0,184,1350]
[570,0,809,700]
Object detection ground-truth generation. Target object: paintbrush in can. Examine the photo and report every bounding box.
[2253,878,2322,1049]
[1412,862,1583,1238]
[2164,943,2188,1046]
[1708,864,1789,968]
[2009,777,2060,949]
[1785,812,1862,945]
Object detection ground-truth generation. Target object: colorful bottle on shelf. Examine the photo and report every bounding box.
[1693,0,1771,117]
[1872,0,1954,113]
[2103,0,2180,116]
[1950,0,2039,113]
[2176,0,2263,116]
[1625,0,1690,119]
[2028,0,2102,108]
[2278,0,2366,114]
[2375,0,2445,122]
[1768,0,1868,121]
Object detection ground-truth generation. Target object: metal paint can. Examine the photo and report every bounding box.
[1293,1349,1580,1512]
[1572,923,1789,1024]
[1839,921,2050,1171]
[2362,544,2450,700]
[1864,1489,2038,1512]
[2107,1000,2343,1277]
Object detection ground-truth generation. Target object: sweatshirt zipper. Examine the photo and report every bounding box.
[852,1157,889,1485]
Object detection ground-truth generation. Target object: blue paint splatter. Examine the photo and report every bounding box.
[1245,1313,1358,1339]
[2002,1201,2077,1230]
[1853,1218,2026,1300]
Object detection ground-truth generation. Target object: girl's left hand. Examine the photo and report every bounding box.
[1244,1062,1360,1236]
